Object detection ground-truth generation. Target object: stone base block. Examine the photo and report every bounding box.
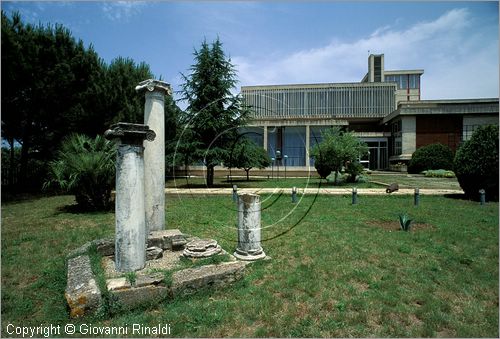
[111,285,170,310]
[171,261,247,297]
[233,250,267,261]
[148,229,187,250]
[65,255,102,318]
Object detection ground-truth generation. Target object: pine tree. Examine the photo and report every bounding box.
[180,38,246,187]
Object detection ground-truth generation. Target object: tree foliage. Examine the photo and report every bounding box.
[224,138,271,181]
[44,134,116,211]
[310,127,368,182]
[180,38,247,186]
[1,11,155,191]
[454,125,499,201]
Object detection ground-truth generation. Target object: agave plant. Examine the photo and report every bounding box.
[44,134,116,211]
[398,213,413,232]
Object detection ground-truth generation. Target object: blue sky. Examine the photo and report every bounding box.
[2,1,499,104]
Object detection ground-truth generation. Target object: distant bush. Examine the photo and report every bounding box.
[454,125,499,201]
[422,169,456,178]
[408,143,454,174]
[44,134,116,211]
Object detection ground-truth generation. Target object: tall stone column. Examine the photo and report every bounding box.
[105,123,156,272]
[234,193,266,261]
[136,79,172,232]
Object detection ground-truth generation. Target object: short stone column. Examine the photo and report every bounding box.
[105,123,156,272]
[136,79,172,232]
[234,193,266,261]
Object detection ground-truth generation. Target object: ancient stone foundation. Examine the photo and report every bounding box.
[65,230,248,317]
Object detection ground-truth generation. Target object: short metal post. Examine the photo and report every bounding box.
[292,186,297,203]
[352,187,358,205]
[232,185,238,202]
[479,189,486,205]
[414,188,420,206]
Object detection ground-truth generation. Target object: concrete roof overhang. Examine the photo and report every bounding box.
[381,98,499,124]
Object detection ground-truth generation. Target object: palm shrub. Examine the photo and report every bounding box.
[44,134,116,211]
[408,143,454,174]
[454,125,499,201]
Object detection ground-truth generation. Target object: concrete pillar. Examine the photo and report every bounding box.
[234,193,266,261]
[263,126,268,151]
[105,123,156,272]
[136,79,172,232]
[305,125,310,167]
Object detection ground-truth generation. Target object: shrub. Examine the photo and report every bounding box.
[44,134,116,211]
[408,143,454,174]
[345,161,365,182]
[310,127,368,182]
[422,169,456,178]
[454,125,499,201]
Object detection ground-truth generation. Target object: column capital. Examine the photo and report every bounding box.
[104,122,156,146]
[135,79,172,96]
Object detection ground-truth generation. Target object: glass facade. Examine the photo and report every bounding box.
[385,74,420,89]
[238,126,264,146]
[361,139,388,170]
[283,127,306,167]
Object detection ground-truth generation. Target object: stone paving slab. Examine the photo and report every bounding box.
[165,187,464,195]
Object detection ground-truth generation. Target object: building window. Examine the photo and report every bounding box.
[385,74,420,90]
[462,125,481,141]
[409,74,419,89]
[392,120,402,155]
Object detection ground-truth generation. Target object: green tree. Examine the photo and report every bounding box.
[454,125,499,201]
[180,38,247,187]
[310,127,368,183]
[44,134,116,211]
[224,138,271,181]
[1,11,154,191]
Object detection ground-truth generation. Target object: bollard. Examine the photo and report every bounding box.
[292,187,297,203]
[479,189,486,205]
[352,187,358,205]
[232,185,238,202]
[414,188,420,206]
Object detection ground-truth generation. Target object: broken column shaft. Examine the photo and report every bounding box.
[136,79,172,232]
[234,193,266,261]
[105,123,156,272]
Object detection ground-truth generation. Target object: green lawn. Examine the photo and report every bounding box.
[167,172,459,190]
[2,193,498,337]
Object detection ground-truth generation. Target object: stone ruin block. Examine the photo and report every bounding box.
[148,229,187,250]
[65,255,102,318]
[171,261,247,297]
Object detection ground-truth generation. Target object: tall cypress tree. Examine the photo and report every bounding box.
[180,38,246,187]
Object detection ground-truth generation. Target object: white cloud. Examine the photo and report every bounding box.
[101,1,145,21]
[233,8,499,99]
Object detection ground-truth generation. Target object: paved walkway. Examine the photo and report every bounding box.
[165,187,464,196]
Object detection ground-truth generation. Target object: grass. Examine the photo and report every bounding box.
[167,172,460,190]
[1,190,498,337]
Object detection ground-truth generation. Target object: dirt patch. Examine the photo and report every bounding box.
[365,220,434,232]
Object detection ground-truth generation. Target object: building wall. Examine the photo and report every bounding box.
[415,115,462,151]
[401,116,416,156]
[462,115,499,140]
